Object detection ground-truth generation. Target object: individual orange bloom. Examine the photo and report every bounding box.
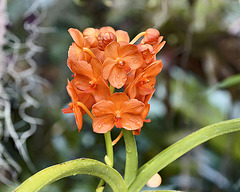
[137,43,156,66]
[141,28,160,45]
[92,93,145,133]
[140,28,166,55]
[70,58,111,102]
[125,60,163,100]
[62,80,95,131]
[102,41,143,89]
[68,28,91,62]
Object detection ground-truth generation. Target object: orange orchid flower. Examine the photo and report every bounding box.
[92,93,145,133]
[102,41,143,89]
[68,28,92,62]
[141,28,160,45]
[137,43,156,66]
[69,58,111,102]
[62,80,95,131]
[140,28,166,56]
[125,60,163,100]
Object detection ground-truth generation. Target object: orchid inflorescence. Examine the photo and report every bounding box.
[62,27,165,135]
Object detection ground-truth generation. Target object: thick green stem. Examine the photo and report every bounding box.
[104,131,114,166]
[14,158,127,192]
[97,131,114,191]
[122,129,138,188]
[129,118,240,192]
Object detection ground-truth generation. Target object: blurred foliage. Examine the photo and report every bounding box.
[1,0,240,191]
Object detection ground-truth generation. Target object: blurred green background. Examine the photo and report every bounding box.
[1,0,240,191]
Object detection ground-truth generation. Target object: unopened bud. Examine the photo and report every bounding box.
[97,32,117,50]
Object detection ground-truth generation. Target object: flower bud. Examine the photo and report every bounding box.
[97,32,117,51]
[142,28,160,45]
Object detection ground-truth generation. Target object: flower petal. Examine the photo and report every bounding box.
[119,44,139,58]
[83,27,99,37]
[91,47,105,62]
[116,30,130,43]
[92,100,115,116]
[108,93,129,111]
[141,28,160,45]
[68,43,91,62]
[72,74,92,92]
[73,104,83,131]
[62,105,74,113]
[68,43,82,61]
[93,78,111,102]
[99,26,116,34]
[102,58,116,80]
[142,103,150,119]
[108,66,127,89]
[137,77,155,95]
[122,53,143,70]
[91,58,102,78]
[133,128,141,135]
[93,115,115,133]
[121,99,145,115]
[68,59,92,75]
[144,60,163,77]
[83,28,99,47]
[104,41,120,59]
[68,28,84,47]
[66,80,78,102]
[77,91,95,111]
[121,113,143,130]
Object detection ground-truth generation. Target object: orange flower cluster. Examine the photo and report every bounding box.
[63,27,165,134]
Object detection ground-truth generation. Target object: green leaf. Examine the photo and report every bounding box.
[217,74,240,89]
[14,158,127,192]
[128,118,240,192]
